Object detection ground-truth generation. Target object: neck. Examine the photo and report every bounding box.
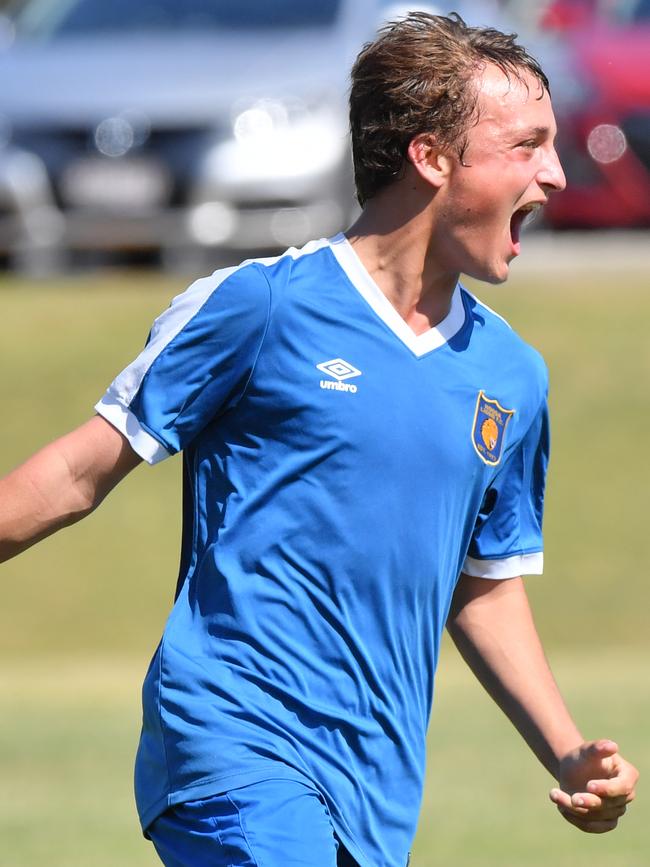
[345,190,460,336]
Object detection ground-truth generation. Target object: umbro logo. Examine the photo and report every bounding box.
[317,358,362,381]
[316,358,362,393]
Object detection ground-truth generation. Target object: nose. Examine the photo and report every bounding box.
[540,145,566,193]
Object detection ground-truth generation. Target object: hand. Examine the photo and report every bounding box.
[549,739,638,833]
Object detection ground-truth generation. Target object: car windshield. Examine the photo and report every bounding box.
[609,0,650,22]
[13,0,343,39]
[631,0,650,20]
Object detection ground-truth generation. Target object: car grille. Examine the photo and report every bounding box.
[12,126,214,209]
[621,112,650,173]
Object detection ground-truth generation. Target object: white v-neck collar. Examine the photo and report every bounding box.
[328,233,466,357]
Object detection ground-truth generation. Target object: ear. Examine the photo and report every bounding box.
[406,134,452,189]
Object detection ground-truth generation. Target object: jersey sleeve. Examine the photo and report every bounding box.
[95,264,271,464]
[462,395,550,579]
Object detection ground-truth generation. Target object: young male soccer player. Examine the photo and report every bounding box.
[0,13,638,867]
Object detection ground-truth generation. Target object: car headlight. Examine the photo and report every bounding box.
[232,98,294,145]
[203,97,348,185]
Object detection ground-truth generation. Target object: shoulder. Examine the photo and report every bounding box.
[247,236,342,299]
[145,237,343,350]
[461,286,548,385]
[145,258,274,348]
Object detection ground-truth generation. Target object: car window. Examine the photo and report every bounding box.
[631,0,650,20]
[609,0,650,23]
[14,0,343,39]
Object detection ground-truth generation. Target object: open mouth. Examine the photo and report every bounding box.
[509,203,542,248]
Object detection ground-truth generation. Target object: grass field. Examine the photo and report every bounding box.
[1,245,648,865]
[1,651,648,867]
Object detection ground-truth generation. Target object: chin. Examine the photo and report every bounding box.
[485,266,510,285]
[464,259,511,285]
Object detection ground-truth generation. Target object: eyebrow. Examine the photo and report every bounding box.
[519,126,552,139]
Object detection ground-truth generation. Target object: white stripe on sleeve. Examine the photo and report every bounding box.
[462,552,544,579]
[95,395,170,465]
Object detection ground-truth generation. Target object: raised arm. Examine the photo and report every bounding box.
[0,415,142,562]
[447,573,638,832]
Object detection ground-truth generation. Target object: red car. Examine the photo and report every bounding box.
[540,0,650,227]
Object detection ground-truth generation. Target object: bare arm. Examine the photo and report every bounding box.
[447,573,582,776]
[0,415,142,562]
[447,573,638,831]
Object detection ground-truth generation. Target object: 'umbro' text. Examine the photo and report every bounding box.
[320,380,358,393]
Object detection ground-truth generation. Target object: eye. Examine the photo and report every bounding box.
[519,139,539,149]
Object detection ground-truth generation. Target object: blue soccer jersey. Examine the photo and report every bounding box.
[96,234,549,867]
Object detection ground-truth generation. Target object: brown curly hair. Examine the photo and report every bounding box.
[349,12,550,205]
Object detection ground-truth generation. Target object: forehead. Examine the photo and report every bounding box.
[470,64,556,139]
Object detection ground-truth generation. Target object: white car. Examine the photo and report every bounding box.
[0,0,390,269]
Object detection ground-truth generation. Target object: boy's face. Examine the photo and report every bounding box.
[434,64,566,284]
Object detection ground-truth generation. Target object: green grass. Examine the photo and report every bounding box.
[0,255,648,864]
[0,273,183,657]
[0,651,647,867]
[415,645,649,867]
[0,660,156,867]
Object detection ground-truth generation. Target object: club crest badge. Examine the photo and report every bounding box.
[471,391,515,466]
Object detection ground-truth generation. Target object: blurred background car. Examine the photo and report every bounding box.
[0,0,390,271]
[538,0,650,228]
[0,141,65,273]
[2,0,645,274]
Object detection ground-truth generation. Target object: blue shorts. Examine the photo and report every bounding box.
[147,778,358,867]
